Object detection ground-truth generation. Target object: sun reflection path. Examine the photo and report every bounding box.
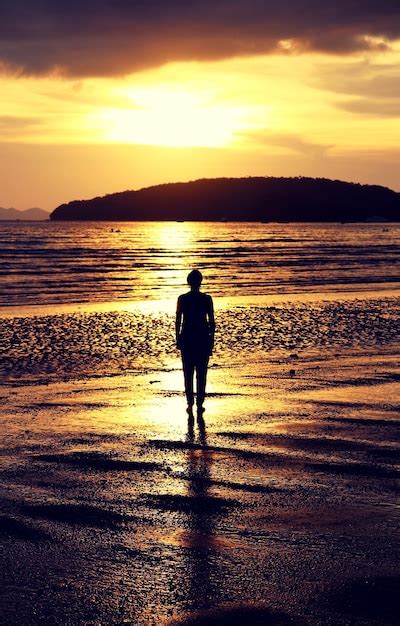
[152,221,198,251]
[125,221,202,304]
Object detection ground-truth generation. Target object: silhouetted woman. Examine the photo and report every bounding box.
[176,270,215,416]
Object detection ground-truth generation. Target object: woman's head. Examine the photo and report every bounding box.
[187,269,203,289]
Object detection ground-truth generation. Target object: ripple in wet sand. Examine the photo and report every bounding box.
[35,451,164,472]
[170,606,303,626]
[326,576,399,623]
[142,493,239,514]
[22,503,132,528]
[0,514,51,542]
[305,461,399,478]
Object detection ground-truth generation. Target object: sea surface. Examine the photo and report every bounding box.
[1,221,399,308]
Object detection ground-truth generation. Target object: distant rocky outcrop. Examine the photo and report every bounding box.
[50,177,400,222]
[0,207,49,221]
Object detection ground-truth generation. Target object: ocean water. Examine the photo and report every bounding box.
[1,221,399,307]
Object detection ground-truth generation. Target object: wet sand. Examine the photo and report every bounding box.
[0,294,399,625]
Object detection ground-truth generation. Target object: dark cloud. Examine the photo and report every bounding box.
[0,1,400,77]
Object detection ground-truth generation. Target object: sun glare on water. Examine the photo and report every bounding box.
[97,86,253,148]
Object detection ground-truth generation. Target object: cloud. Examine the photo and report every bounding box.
[315,59,400,117]
[37,85,141,109]
[240,130,332,157]
[316,60,400,98]
[0,1,400,77]
[0,115,44,137]
[338,99,400,117]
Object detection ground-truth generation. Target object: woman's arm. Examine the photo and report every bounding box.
[208,295,215,352]
[175,296,183,348]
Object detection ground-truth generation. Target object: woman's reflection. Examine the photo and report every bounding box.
[183,415,220,612]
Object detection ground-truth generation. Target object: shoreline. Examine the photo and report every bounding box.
[1,284,399,320]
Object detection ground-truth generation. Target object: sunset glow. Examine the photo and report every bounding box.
[98,87,254,148]
[1,4,400,624]
[0,4,400,209]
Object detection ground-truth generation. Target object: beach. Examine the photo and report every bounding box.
[0,222,399,624]
[2,0,400,619]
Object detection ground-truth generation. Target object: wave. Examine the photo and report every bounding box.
[1,221,399,306]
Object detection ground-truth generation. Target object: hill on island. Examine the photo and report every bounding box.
[0,207,49,221]
[50,177,400,222]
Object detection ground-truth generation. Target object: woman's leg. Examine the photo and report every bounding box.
[182,351,195,407]
[196,353,209,410]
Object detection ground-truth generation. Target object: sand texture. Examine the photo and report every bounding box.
[0,294,399,625]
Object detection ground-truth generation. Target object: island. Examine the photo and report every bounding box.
[0,207,49,221]
[50,176,400,222]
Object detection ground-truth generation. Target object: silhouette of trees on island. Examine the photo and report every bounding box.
[50,176,400,222]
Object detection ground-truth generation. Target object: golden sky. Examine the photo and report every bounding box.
[0,2,399,210]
